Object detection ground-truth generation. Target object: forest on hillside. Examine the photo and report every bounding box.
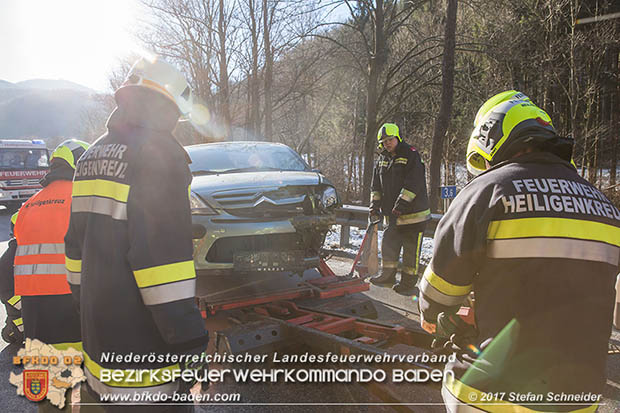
[82,0,620,211]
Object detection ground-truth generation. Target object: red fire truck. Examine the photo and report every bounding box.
[0,139,49,211]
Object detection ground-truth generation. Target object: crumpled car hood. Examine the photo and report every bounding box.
[190,171,322,197]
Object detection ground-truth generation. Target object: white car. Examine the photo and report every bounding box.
[187,142,340,275]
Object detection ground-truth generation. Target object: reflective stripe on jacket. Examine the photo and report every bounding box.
[370,140,430,225]
[419,152,619,411]
[64,103,208,396]
[14,180,72,296]
[13,179,81,346]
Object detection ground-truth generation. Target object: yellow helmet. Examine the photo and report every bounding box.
[471,99,558,166]
[467,91,531,175]
[377,123,402,149]
[51,139,90,170]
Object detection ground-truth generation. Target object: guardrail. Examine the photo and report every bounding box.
[335,205,442,247]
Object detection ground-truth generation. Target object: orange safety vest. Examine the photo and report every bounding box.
[14,180,72,296]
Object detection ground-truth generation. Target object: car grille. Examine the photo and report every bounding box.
[2,178,40,188]
[212,186,310,217]
[206,233,309,263]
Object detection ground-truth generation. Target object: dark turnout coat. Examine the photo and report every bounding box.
[420,152,620,411]
[64,89,208,397]
[370,140,430,226]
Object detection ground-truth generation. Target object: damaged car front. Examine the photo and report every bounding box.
[187,142,340,276]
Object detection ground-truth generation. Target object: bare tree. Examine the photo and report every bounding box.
[309,0,440,203]
[217,0,233,136]
[140,0,240,139]
[429,0,458,212]
[263,0,275,140]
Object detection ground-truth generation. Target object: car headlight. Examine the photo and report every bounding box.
[320,187,338,209]
[190,192,218,215]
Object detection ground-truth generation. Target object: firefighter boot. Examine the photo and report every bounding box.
[370,268,397,286]
[1,320,23,344]
[393,274,418,295]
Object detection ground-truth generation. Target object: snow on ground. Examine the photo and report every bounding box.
[323,225,433,265]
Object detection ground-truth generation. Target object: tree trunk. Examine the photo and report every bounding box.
[249,0,260,136]
[351,86,360,202]
[362,0,385,204]
[569,1,582,173]
[429,0,458,212]
[262,0,273,141]
[611,47,619,188]
[218,0,231,138]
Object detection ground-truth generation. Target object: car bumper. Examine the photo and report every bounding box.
[0,189,38,203]
[191,214,333,274]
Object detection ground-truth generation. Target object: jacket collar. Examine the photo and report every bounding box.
[40,162,74,187]
[381,140,408,158]
[483,151,575,176]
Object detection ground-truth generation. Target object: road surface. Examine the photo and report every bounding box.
[0,209,618,412]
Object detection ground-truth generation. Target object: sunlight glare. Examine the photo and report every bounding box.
[5,0,140,91]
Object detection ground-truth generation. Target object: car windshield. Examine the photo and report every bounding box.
[0,148,49,170]
[187,143,308,174]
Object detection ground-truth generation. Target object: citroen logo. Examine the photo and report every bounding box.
[253,195,277,206]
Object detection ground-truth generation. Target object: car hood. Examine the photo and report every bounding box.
[191,170,322,196]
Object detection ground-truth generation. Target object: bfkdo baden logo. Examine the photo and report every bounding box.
[23,370,49,402]
[9,339,86,409]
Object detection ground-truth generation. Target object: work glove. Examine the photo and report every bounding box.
[431,312,478,361]
[181,355,209,393]
[369,201,380,216]
[369,202,381,223]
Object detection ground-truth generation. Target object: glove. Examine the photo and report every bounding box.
[369,201,380,215]
[369,202,381,220]
[181,355,209,393]
[431,312,478,360]
[391,208,402,218]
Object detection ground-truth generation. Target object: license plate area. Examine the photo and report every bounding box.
[233,250,305,272]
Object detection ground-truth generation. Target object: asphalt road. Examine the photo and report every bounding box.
[0,208,619,412]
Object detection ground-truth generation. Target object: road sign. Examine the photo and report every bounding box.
[441,185,457,199]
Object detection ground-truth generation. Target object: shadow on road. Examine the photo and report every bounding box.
[0,343,36,412]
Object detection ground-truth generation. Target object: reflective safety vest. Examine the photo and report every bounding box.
[13,179,81,348]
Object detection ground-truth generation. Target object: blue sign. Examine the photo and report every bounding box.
[441,185,457,199]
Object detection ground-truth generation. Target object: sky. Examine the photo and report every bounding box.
[0,1,351,94]
[0,0,144,92]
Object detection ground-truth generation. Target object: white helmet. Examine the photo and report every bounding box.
[118,56,193,117]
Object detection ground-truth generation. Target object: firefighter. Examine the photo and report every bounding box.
[419,93,620,412]
[2,140,89,352]
[369,123,430,294]
[0,214,22,345]
[0,140,88,412]
[64,56,208,411]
